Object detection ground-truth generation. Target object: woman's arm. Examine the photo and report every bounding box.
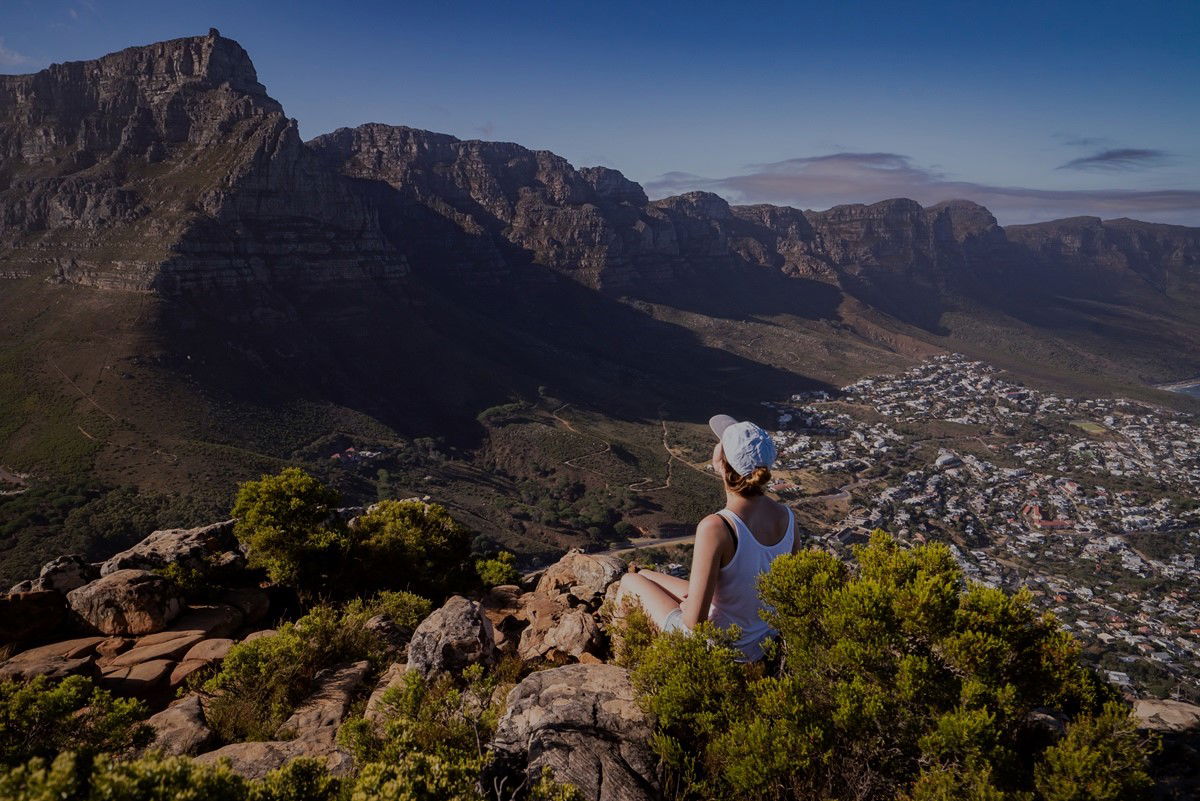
[679,515,732,628]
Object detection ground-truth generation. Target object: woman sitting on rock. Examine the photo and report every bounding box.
[617,414,797,662]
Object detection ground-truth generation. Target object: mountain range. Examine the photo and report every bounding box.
[2,28,1198,516]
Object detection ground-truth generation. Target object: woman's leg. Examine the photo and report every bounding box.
[616,571,681,628]
[635,569,689,601]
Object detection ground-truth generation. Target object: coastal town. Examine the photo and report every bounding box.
[766,355,1200,701]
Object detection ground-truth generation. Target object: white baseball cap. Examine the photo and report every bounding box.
[709,414,777,477]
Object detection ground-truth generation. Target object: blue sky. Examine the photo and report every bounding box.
[2,0,1198,224]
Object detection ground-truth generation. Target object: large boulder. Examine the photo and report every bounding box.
[67,570,183,636]
[194,727,353,780]
[100,520,237,576]
[406,596,495,677]
[534,551,625,605]
[0,636,104,680]
[0,590,67,644]
[492,664,659,801]
[36,554,98,594]
[145,694,216,756]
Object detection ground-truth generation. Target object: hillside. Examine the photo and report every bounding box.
[2,30,1199,584]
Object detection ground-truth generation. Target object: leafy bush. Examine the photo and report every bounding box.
[348,499,472,596]
[345,590,434,633]
[231,467,344,594]
[231,470,473,599]
[203,605,386,742]
[476,551,520,587]
[630,531,1155,801]
[0,676,150,767]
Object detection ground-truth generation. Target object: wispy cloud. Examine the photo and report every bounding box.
[1057,148,1170,171]
[1053,133,1109,148]
[0,38,31,67]
[475,121,495,139]
[645,152,1200,226]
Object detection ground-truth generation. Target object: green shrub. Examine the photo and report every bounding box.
[231,468,344,595]
[345,590,434,633]
[0,752,249,801]
[348,500,472,596]
[475,551,520,587]
[0,676,150,767]
[629,531,1154,801]
[203,605,386,742]
[250,757,342,801]
[604,597,657,669]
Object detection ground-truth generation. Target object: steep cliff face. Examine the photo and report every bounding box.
[0,30,404,293]
[1005,216,1200,291]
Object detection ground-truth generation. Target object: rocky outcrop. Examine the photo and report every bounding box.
[145,694,216,756]
[0,590,67,643]
[492,663,660,801]
[406,595,496,677]
[9,554,98,594]
[194,727,354,780]
[99,520,237,576]
[0,636,104,680]
[534,551,625,603]
[276,660,370,738]
[66,569,183,635]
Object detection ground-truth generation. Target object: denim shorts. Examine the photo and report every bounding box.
[661,608,689,633]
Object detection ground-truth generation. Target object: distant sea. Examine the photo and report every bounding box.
[1163,381,1200,398]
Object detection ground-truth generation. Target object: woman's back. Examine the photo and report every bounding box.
[709,499,794,661]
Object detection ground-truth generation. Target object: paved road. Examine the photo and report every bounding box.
[601,534,697,557]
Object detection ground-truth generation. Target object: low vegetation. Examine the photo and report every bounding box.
[232,468,472,599]
[623,532,1157,801]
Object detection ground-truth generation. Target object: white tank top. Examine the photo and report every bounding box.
[709,505,794,661]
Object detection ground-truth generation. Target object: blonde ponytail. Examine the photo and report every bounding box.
[722,463,771,497]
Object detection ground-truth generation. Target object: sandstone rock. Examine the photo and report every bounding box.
[0,590,67,643]
[364,662,408,722]
[105,632,204,668]
[242,628,277,643]
[220,587,270,625]
[36,554,98,593]
[406,596,495,677]
[145,694,215,756]
[365,614,406,656]
[276,660,369,738]
[194,727,353,780]
[100,520,236,576]
[96,637,133,661]
[492,664,659,801]
[534,551,625,606]
[164,603,244,638]
[99,658,174,698]
[1134,699,1200,732]
[0,636,103,680]
[182,637,234,663]
[67,570,183,636]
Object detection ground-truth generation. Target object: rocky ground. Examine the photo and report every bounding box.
[0,517,668,799]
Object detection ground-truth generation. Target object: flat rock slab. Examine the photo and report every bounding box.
[276,660,369,738]
[183,637,234,663]
[106,632,204,668]
[194,727,353,780]
[1135,699,1200,732]
[365,662,408,722]
[146,694,215,756]
[0,636,105,680]
[99,658,174,698]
